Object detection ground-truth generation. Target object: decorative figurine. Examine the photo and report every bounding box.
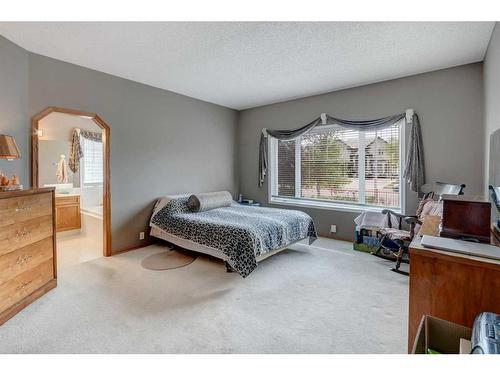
[0,174,9,186]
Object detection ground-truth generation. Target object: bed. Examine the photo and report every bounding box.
[149,193,317,277]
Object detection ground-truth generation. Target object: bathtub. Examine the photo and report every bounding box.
[81,205,103,218]
[77,186,103,215]
[80,205,103,252]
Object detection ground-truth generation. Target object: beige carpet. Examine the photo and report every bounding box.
[0,238,408,353]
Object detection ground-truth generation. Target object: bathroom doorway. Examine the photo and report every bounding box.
[31,107,111,267]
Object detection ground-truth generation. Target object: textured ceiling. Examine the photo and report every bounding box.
[0,22,494,109]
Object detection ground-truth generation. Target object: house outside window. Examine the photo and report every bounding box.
[269,119,405,212]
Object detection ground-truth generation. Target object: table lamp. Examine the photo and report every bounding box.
[0,134,23,191]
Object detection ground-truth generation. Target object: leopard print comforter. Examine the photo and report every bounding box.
[151,199,317,277]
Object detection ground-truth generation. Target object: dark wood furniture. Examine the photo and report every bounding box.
[0,187,57,325]
[441,195,492,243]
[408,236,500,352]
[55,195,81,232]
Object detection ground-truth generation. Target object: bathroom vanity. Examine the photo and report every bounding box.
[55,194,81,232]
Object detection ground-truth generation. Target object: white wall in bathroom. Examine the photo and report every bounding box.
[39,112,102,141]
[38,139,79,186]
[78,185,103,210]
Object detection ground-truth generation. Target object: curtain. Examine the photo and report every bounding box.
[403,113,425,193]
[69,129,83,173]
[68,128,102,173]
[80,130,102,142]
[258,110,425,193]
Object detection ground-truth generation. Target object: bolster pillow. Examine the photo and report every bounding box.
[187,191,233,212]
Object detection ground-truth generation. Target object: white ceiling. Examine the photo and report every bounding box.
[0,22,495,110]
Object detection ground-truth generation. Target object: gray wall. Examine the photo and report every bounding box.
[0,35,238,252]
[0,33,487,248]
[237,64,484,239]
[484,23,500,193]
[0,37,28,185]
[28,53,238,251]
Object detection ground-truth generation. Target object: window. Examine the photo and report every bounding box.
[81,137,103,186]
[269,120,405,212]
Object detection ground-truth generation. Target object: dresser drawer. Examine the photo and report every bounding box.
[0,193,53,228]
[0,237,54,284]
[55,195,79,206]
[0,259,54,313]
[0,216,53,257]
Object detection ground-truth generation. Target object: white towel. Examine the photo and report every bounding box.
[56,156,69,183]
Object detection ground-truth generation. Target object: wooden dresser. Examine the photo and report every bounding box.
[0,187,57,325]
[408,236,500,352]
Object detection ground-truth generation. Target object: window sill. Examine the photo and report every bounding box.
[269,197,402,214]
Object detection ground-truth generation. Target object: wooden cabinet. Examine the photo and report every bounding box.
[55,195,81,232]
[408,237,500,352]
[0,188,57,325]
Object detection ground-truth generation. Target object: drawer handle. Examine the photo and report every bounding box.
[15,228,31,239]
[15,255,33,265]
[16,280,33,291]
[15,205,33,213]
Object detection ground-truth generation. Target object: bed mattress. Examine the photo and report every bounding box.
[150,199,316,277]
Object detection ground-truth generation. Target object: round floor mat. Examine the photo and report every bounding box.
[141,249,197,271]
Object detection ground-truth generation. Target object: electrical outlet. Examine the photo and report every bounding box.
[330,225,337,233]
[139,232,145,240]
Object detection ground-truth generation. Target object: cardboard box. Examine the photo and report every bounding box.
[353,228,382,253]
[459,338,472,354]
[412,315,472,354]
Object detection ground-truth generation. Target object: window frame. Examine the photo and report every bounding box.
[80,137,104,187]
[268,120,406,214]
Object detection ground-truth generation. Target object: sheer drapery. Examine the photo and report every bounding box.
[259,110,425,193]
[68,128,102,173]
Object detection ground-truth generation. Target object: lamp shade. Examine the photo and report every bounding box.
[0,134,21,159]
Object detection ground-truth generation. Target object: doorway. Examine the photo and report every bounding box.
[31,107,111,264]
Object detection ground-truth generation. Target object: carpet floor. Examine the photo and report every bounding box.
[0,237,408,353]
